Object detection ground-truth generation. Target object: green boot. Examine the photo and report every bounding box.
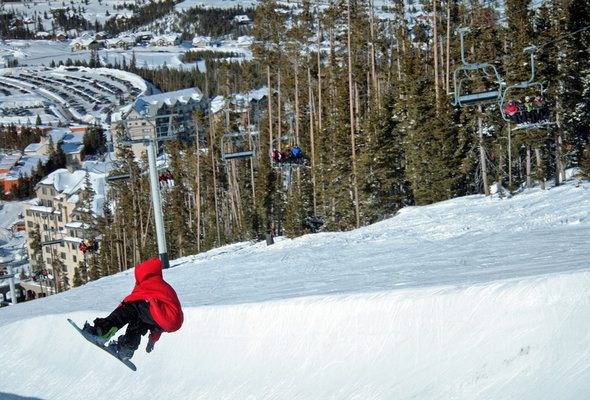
[96,326,118,344]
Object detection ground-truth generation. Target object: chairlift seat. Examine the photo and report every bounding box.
[222,150,255,161]
[511,121,557,131]
[456,90,501,106]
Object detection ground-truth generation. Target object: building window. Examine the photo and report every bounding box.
[60,241,65,247]
[45,247,51,253]
[71,243,76,250]
[73,255,77,263]
[27,221,34,228]
[60,252,66,259]
[47,258,52,264]
[26,210,32,217]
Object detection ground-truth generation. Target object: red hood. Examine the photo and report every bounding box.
[134,257,163,286]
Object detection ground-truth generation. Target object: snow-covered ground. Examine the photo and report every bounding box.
[0,179,589,399]
[0,38,251,70]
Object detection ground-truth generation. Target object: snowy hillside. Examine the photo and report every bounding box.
[1,180,590,399]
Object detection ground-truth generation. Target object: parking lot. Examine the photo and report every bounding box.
[0,66,146,126]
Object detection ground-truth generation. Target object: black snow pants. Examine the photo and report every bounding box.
[99,301,162,350]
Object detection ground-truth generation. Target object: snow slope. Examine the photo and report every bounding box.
[1,181,589,399]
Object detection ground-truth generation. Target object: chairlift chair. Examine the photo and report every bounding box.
[220,130,257,161]
[452,28,504,107]
[499,46,556,130]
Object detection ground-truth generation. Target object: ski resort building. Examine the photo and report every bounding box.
[0,152,48,195]
[111,88,204,158]
[23,168,106,293]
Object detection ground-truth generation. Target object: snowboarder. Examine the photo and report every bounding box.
[82,258,184,360]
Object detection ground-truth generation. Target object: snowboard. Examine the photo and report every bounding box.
[67,318,137,371]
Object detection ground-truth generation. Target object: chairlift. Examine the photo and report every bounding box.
[270,133,306,169]
[499,46,556,130]
[220,106,258,162]
[220,129,257,161]
[452,28,504,107]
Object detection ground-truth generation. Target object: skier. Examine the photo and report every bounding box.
[82,258,184,360]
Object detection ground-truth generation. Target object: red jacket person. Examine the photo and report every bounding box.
[83,258,183,360]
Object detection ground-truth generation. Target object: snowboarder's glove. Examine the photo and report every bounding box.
[146,340,155,353]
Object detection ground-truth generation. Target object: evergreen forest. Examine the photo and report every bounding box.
[59,0,590,283]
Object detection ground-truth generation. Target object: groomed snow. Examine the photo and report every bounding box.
[0,180,589,399]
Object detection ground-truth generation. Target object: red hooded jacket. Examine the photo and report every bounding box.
[122,258,183,342]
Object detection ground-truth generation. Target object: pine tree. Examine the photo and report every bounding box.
[359,88,411,220]
[163,140,197,259]
[562,0,590,164]
[73,266,83,287]
[29,224,45,273]
[96,199,117,276]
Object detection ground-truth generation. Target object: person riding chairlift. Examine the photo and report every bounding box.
[272,148,282,163]
[523,96,534,123]
[533,95,547,122]
[282,145,293,162]
[504,100,521,124]
[292,146,302,161]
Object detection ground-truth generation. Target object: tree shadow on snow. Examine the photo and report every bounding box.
[0,393,45,400]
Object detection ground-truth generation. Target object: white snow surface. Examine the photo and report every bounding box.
[1,181,590,399]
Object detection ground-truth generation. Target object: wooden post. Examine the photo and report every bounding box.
[316,0,323,136]
[208,100,221,246]
[535,147,545,190]
[478,105,490,196]
[308,67,317,215]
[445,0,451,94]
[433,0,440,107]
[348,0,361,227]
[526,145,532,189]
[507,124,513,190]
[267,65,273,154]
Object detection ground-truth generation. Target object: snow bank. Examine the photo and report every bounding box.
[1,270,590,399]
[0,181,589,399]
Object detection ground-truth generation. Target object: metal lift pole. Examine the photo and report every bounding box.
[7,262,16,304]
[146,139,169,269]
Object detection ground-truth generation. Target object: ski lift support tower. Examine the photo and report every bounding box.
[0,256,17,305]
[117,113,187,269]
